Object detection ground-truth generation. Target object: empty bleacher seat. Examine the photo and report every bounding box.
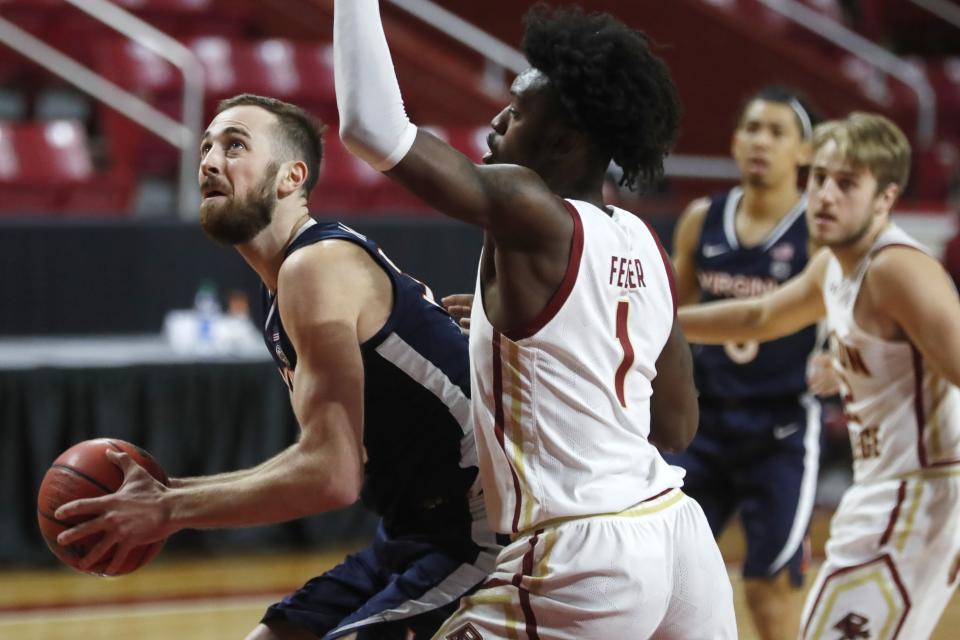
[0,120,131,214]
[93,36,338,175]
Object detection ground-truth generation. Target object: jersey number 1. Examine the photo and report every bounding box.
[615,299,634,408]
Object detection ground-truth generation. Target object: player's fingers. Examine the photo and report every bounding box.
[441,294,474,308]
[79,534,116,571]
[55,496,109,521]
[459,317,470,336]
[106,450,138,474]
[447,305,471,319]
[105,542,133,576]
[57,517,105,546]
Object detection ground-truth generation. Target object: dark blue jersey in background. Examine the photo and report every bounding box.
[669,189,823,586]
[694,187,817,400]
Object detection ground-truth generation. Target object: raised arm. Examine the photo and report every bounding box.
[55,242,370,573]
[332,0,569,251]
[671,197,710,306]
[870,247,960,387]
[679,247,830,344]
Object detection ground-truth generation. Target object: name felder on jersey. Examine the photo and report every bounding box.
[694,187,816,399]
[261,220,478,551]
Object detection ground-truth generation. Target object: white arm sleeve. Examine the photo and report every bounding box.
[334,0,418,172]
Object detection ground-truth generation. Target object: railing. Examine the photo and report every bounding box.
[907,0,960,31]
[0,0,203,218]
[753,0,936,147]
[385,0,526,94]
[385,0,738,181]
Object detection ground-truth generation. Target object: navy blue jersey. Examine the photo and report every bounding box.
[261,220,477,546]
[694,188,816,398]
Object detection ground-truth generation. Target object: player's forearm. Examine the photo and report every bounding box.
[169,462,269,489]
[678,298,769,344]
[333,0,417,171]
[163,443,360,530]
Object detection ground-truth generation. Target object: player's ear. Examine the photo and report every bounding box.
[278,160,308,198]
[548,125,583,160]
[875,182,900,214]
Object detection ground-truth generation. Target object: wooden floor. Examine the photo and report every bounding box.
[2,513,958,639]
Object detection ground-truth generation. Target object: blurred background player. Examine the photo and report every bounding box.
[668,86,823,639]
[679,112,960,640]
[334,1,737,637]
[53,94,498,640]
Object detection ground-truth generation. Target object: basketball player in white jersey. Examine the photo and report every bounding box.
[679,112,960,639]
[332,1,736,638]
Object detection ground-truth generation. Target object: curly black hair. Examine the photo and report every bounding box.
[521,3,681,191]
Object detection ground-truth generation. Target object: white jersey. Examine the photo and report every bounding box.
[822,224,960,483]
[469,198,685,534]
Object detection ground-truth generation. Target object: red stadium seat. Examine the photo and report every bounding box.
[309,135,434,217]
[189,37,337,122]
[293,42,339,125]
[93,38,182,175]
[94,36,339,176]
[0,120,132,214]
[0,120,88,212]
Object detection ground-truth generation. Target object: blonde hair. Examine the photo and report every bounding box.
[811,112,911,192]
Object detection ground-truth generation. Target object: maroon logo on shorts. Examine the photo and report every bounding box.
[834,612,870,639]
[446,623,483,640]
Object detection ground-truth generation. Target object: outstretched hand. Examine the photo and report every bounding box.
[55,449,174,574]
[442,294,474,336]
[806,352,840,397]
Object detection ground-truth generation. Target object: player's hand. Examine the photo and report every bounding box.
[54,449,173,574]
[442,294,474,336]
[806,352,840,396]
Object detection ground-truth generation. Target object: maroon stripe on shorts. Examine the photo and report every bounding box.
[879,480,906,547]
[511,529,542,640]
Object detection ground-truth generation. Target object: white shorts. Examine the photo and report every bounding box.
[433,489,736,640]
[800,470,960,639]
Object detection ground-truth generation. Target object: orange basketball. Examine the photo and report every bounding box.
[36,438,169,576]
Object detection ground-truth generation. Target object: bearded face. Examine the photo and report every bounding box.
[200,161,279,245]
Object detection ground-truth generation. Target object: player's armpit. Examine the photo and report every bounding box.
[671,197,710,306]
[650,320,698,453]
[870,247,960,387]
[388,130,572,252]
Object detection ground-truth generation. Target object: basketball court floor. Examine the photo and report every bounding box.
[2,511,958,639]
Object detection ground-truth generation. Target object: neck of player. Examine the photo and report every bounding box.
[740,179,802,222]
[236,203,312,292]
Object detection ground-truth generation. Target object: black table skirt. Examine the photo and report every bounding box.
[1,361,377,567]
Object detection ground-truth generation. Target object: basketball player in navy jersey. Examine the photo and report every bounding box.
[668,86,823,640]
[334,2,736,637]
[54,94,499,640]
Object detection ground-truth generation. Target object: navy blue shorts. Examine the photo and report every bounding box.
[262,522,494,639]
[664,394,822,586]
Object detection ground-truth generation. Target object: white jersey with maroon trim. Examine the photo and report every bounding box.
[822,224,960,483]
[469,198,685,534]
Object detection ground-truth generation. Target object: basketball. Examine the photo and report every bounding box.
[36,438,169,576]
